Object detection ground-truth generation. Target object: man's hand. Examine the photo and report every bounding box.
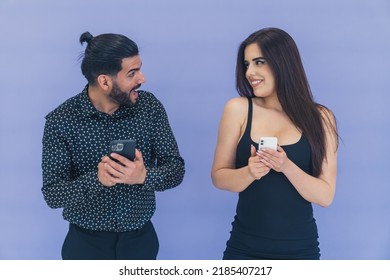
[98,149,146,187]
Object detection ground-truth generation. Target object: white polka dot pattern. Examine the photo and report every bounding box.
[42,85,185,232]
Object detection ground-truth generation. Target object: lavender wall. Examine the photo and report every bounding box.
[0,0,389,259]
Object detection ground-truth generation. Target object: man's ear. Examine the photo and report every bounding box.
[97,74,111,91]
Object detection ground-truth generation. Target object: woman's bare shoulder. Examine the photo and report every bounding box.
[223,97,249,114]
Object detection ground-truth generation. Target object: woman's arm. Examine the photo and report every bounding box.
[211,98,270,193]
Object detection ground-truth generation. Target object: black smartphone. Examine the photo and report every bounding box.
[109,139,136,161]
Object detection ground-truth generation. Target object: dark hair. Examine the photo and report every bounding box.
[79,31,139,85]
[236,27,338,177]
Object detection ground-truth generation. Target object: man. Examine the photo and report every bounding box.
[42,32,185,260]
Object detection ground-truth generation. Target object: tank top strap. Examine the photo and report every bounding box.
[235,97,254,168]
[243,97,253,140]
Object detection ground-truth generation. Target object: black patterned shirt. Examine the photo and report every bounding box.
[42,85,185,232]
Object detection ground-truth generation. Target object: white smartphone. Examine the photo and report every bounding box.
[258,137,278,151]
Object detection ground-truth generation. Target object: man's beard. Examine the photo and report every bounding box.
[109,82,140,108]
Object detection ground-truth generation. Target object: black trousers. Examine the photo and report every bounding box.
[61,221,159,260]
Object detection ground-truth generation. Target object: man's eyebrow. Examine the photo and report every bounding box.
[127,68,139,74]
[127,63,142,74]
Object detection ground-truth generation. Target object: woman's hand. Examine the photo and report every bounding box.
[248,145,271,179]
[257,145,290,173]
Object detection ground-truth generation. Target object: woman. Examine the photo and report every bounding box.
[211,27,338,260]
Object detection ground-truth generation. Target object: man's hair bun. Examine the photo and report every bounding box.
[79,31,94,45]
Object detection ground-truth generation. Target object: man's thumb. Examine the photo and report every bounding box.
[134,149,143,161]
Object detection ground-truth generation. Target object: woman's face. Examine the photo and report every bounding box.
[244,43,276,98]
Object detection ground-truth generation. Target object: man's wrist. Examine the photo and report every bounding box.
[139,167,147,184]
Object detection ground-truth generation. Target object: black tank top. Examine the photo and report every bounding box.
[226,98,320,259]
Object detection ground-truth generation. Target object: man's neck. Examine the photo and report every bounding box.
[87,85,119,115]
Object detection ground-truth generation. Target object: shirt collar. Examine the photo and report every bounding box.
[77,84,135,119]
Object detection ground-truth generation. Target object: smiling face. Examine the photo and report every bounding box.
[109,55,145,107]
[244,43,276,99]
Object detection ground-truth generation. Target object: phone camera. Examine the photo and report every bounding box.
[111,143,124,152]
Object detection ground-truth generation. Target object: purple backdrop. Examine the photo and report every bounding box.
[0,0,389,259]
